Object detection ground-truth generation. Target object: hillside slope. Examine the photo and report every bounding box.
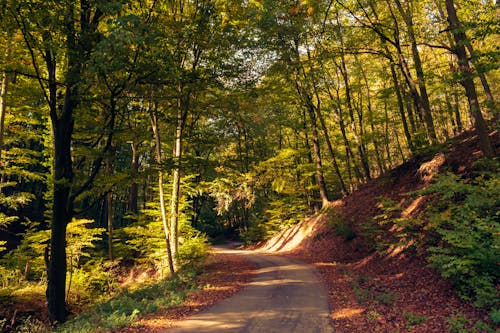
[260,130,499,333]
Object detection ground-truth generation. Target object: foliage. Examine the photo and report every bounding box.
[420,161,499,309]
[2,219,104,284]
[371,196,423,252]
[447,313,496,333]
[58,268,198,333]
[13,316,48,333]
[66,259,120,307]
[327,210,356,241]
[177,230,209,269]
[403,311,427,326]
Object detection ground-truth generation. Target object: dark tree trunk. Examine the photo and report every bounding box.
[47,99,74,324]
[445,0,494,158]
[307,102,330,208]
[128,141,139,214]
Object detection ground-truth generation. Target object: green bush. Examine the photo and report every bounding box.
[58,274,192,333]
[178,231,209,268]
[327,211,356,241]
[421,160,499,309]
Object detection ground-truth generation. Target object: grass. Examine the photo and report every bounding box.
[403,311,427,326]
[57,268,200,333]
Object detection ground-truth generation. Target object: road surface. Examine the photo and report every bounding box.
[168,247,333,333]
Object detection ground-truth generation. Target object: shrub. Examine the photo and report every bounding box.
[327,211,356,241]
[421,160,499,309]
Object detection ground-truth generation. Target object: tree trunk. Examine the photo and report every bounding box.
[337,49,371,180]
[435,0,496,117]
[150,110,175,276]
[390,60,414,152]
[0,65,7,177]
[360,62,384,174]
[445,0,494,158]
[0,36,11,185]
[394,0,437,144]
[128,141,139,214]
[307,103,330,208]
[47,100,74,324]
[316,105,348,196]
[294,71,330,208]
[106,159,113,261]
[302,109,321,211]
[304,42,347,196]
[169,89,185,268]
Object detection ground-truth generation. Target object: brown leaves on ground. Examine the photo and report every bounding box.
[119,250,257,332]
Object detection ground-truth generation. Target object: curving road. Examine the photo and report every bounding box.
[168,247,333,333]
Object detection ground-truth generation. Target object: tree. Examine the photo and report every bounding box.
[13,0,108,323]
[444,0,494,158]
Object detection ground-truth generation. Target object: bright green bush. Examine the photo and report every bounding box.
[421,160,499,309]
[58,271,195,333]
[178,231,209,268]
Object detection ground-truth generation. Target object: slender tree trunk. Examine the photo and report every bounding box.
[337,52,371,180]
[150,111,175,276]
[169,88,185,268]
[368,0,434,144]
[466,43,497,116]
[302,109,321,210]
[452,90,463,132]
[170,126,182,268]
[390,61,414,152]
[106,159,113,261]
[435,0,497,117]
[0,35,11,186]
[360,62,384,174]
[445,0,494,158]
[383,99,394,167]
[394,0,437,144]
[306,102,330,208]
[128,141,139,214]
[316,106,348,196]
[0,63,8,181]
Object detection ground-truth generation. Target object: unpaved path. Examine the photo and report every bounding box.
[168,247,333,333]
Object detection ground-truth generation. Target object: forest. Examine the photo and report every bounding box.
[0,0,498,331]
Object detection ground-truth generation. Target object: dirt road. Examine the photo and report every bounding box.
[168,247,333,333]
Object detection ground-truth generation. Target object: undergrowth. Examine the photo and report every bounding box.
[373,158,499,325]
[57,267,200,333]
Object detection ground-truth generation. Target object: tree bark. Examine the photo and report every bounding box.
[128,141,139,214]
[394,0,437,144]
[150,110,175,276]
[169,103,183,268]
[0,35,11,185]
[106,159,113,261]
[445,0,494,158]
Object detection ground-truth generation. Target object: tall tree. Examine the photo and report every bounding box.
[13,0,107,323]
[445,0,494,158]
